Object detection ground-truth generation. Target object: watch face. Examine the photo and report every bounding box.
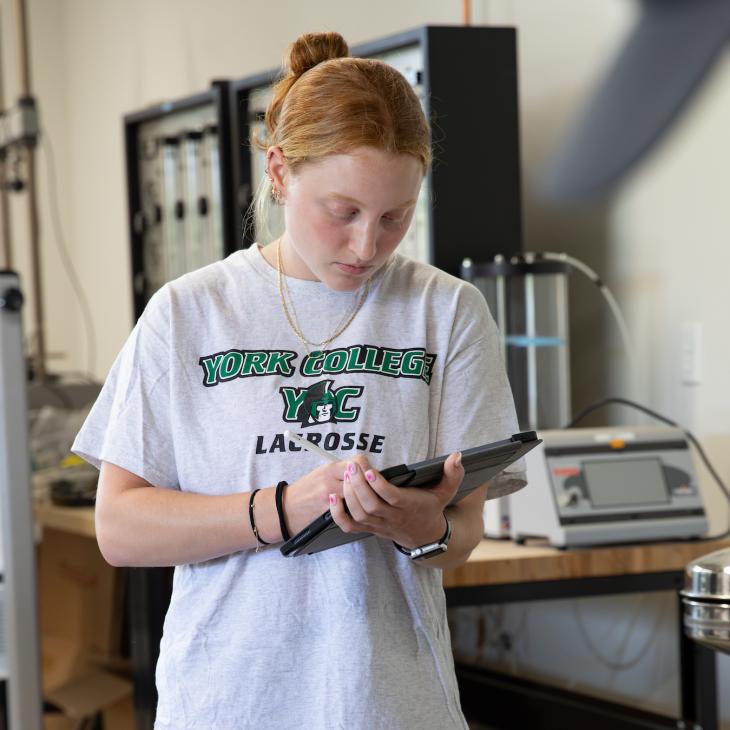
[396,517,451,559]
[411,543,448,560]
[410,518,452,559]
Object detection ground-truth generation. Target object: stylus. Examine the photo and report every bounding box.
[284,430,340,463]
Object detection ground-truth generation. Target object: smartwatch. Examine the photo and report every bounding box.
[393,516,452,561]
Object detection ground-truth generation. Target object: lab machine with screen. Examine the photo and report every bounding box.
[510,426,708,547]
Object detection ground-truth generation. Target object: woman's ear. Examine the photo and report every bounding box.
[266,146,289,197]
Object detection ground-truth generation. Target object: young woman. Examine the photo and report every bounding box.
[74,31,520,730]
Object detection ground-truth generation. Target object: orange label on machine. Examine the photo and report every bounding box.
[553,466,580,477]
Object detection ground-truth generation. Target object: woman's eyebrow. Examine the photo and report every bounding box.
[326,193,417,208]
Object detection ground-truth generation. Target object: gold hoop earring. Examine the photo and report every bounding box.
[267,171,284,204]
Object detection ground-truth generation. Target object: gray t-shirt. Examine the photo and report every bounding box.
[73,244,519,730]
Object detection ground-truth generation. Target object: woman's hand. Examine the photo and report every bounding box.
[283,460,348,536]
[328,453,464,548]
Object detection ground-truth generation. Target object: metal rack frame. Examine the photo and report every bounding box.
[0,270,42,729]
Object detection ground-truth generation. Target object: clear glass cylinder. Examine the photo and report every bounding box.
[462,254,571,431]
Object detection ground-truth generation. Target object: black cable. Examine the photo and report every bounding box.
[567,396,730,540]
[40,125,97,377]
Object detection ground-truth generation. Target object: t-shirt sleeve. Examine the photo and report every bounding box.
[432,283,525,485]
[71,287,179,488]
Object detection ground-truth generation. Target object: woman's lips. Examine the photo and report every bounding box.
[335,262,371,275]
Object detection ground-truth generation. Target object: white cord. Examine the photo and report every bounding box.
[539,251,640,398]
[572,595,661,671]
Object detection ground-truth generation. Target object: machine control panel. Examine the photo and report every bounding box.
[548,451,700,520]
[510,425,709,547]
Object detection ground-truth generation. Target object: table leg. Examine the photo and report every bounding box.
[677,592,718,730]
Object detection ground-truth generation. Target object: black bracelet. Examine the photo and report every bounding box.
[275,481,291,542]
[248,488,270,549]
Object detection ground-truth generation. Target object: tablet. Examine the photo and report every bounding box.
[280,431,541,557]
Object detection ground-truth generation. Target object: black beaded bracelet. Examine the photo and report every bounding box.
[248,488,270,550]
[275,481,291,542]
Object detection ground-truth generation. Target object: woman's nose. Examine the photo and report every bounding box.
[349,223,378,262]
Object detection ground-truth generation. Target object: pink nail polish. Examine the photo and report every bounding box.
[344,472,350,482]
[329,493,336,506]
[365,470,375,482]
[347,462,355,475]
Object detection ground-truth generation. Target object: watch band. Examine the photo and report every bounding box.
[393,516,452,560]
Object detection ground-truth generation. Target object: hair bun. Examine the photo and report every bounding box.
[287,32,349,78]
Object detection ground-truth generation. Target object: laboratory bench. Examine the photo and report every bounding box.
[34,502,729,730]
[446,536,730,730]
[35,500,97,539]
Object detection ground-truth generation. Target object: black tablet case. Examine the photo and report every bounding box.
[280,431,541,557]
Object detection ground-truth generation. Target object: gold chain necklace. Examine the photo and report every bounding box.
[276,238,371,355]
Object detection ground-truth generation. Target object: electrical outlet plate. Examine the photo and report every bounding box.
[681,321,702,385]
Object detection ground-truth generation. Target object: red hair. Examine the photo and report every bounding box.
[251,32,431,239]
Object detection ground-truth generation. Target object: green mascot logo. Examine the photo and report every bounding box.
[279,379,364,427]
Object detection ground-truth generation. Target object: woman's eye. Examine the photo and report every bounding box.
[329,208,404,224]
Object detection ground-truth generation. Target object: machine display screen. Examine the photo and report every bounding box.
[583,457,669,508]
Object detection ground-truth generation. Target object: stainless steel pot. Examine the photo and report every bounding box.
[681,547,730,654]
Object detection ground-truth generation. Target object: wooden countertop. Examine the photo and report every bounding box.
[443,536,730,588]
[33,502,730,589]
[35,501,96,540]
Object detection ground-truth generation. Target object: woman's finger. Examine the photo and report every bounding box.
[346,462,387,516]
[342,467,369,523]
[361,466,405,507]
[328,492,367,535]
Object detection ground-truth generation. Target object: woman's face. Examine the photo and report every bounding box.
[270,145,424,291]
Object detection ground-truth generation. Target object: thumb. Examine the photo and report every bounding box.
[433,451,463,503]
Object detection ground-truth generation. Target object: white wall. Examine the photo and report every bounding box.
[462,1,730,724]
[8,0,729,725]
[611,49,730,535]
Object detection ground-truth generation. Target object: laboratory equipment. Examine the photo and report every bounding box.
[161,136,186,281]
[462,254,572,433]
[0,271,43,728]
[125,82,235,319]
[510,425,708,548]
[230,25,522,273]
[681,547,730,654]
[183,130,206,273]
